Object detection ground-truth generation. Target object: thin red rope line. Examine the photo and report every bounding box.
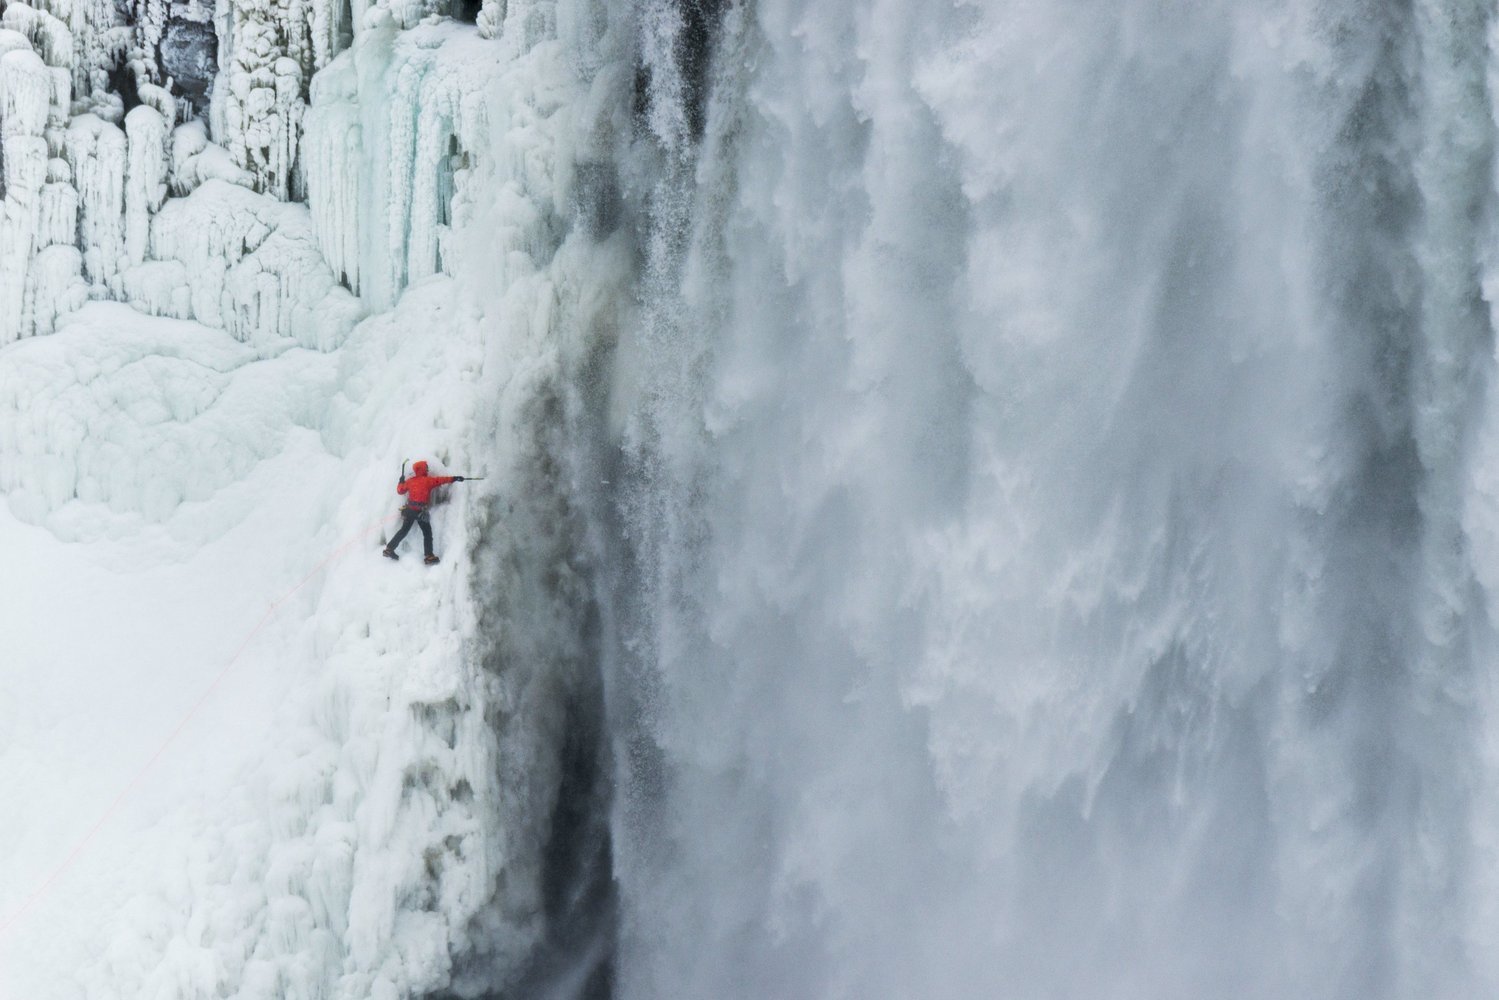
[0,510,401,944]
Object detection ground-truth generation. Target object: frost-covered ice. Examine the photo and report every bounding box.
[0,293,491,999]
[0,258,606,998]
[1,0,626,993]
[303,20,496,309]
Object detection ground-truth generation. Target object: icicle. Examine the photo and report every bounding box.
[404,71,454,287]
[45,63,67,128]
[0,46,54,344]
[66,0,130,104]
[308,0,350,68]
[0,4,73,73]
[137,0,171,58]
[272,54,306,198]
[475,0,504,40]
[303,50,363,292]
[302,19,500,309]
[124,104,169,264]
[65,113,127,292]
[37,179,77,246]
[1,133,50,202]
[23,243,87,335]
[213,0,359,202]
[1,46,50,135]
[0,140,50,343]
[148,180,360,347]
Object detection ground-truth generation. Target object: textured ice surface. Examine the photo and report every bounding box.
[0,290,496,1000]
[302,18,517,309]
[144,180,362,347]
[1,0,628,995]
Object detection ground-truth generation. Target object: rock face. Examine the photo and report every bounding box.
[159,17,216,107]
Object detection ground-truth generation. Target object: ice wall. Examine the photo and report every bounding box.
[0,0,518,348]
[0,0,363,346]
[0,30,84,343]
[3,0,631,996]
[303,18,494,309]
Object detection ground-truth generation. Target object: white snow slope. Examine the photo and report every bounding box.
[0,0,629,995]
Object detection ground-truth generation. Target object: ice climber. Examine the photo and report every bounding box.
[383,460,467,564]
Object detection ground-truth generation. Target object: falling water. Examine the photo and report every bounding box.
[592,1,1499,997]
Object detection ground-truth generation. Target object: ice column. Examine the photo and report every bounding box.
[302,52,362,291]
[302,19,490,309]
[0,3,73,78]
[28,151,88,336]
[125,105,170,264]
[66,113,128,292]
[0,46,52,344]
[214,0,355,200]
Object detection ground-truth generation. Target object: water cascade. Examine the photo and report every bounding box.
[605,2,1499,998]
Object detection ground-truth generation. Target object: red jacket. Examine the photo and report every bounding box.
[398,460,456,507]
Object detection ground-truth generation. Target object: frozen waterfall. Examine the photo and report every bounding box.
[5,0,1499,998]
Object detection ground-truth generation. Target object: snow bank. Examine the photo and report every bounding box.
[0,303,334,531]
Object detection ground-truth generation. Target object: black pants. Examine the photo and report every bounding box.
[388,507,433,557]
